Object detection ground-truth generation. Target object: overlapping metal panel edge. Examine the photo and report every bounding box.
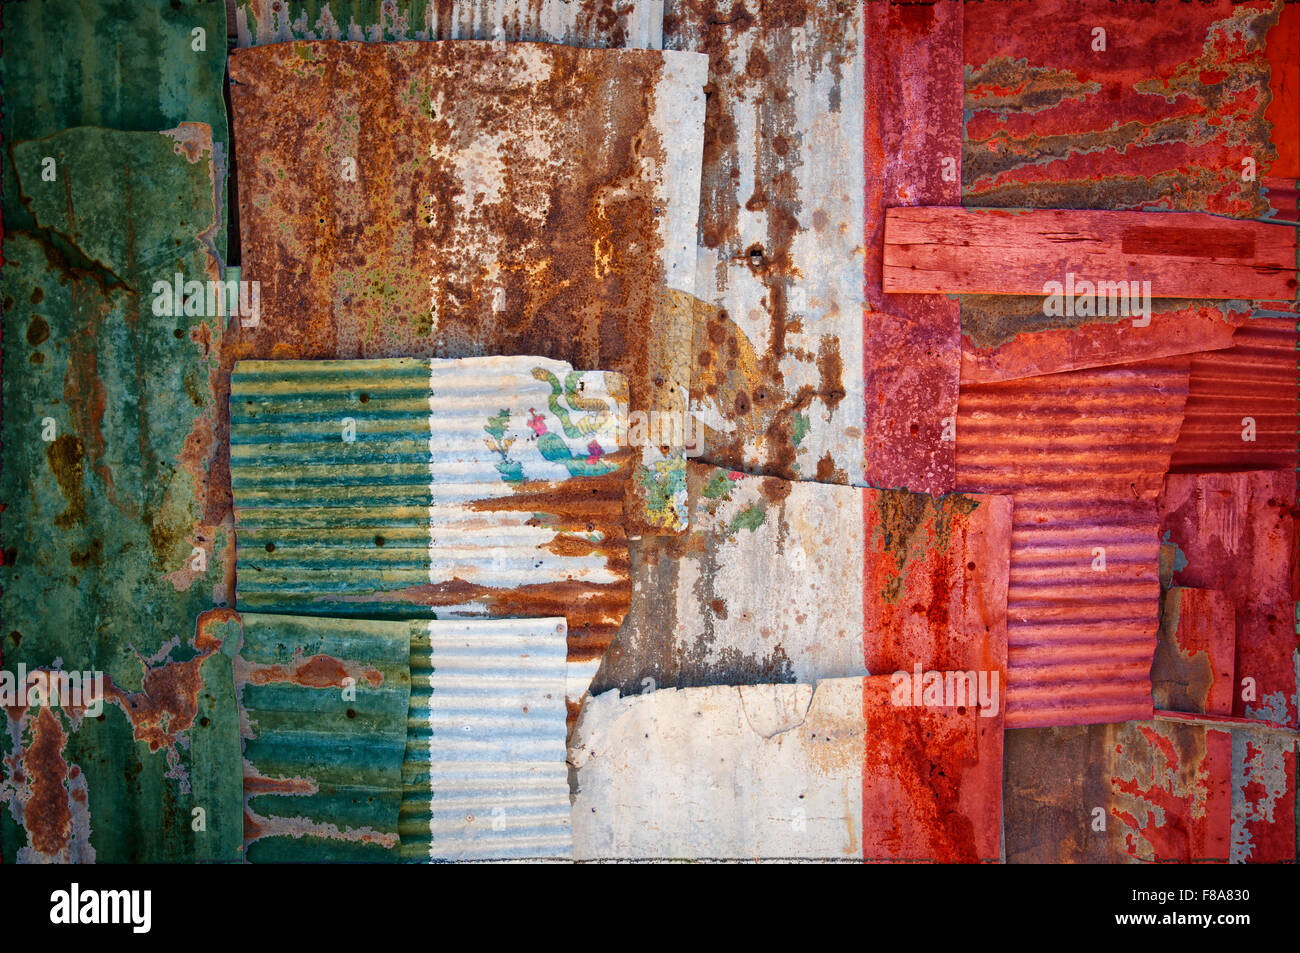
[1003,717,1296,863]
[230,356,632,711]
[956,356,1192,728]
[958,0,1291,383]
[402,617,570,862]
[1,125,241,862]
[235,0,664,49]
[236,611,416,862]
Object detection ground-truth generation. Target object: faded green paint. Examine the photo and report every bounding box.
[1,127,235,863]
[0,0,228,254]
[238,612,414,863]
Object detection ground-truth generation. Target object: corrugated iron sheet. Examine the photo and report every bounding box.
[1,126,239,863]
[0,0,229,253]
[572,674,1003,861]
[1158,470,1298,726]
[235,0,664,49]
[1169,311,1299,472]
[959,0,1293,382]
[591,463,1012,703]
[237,611,415,862]
[955,356,1192,728]
[230,356,631,710]
[862,0,961,495]
[665,0,866,485]
[1003,717,1296,863]
[403,617,571,862]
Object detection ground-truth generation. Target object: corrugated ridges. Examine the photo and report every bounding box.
[402,619,571,862]
[956,357,1192,728]
[230,356,632,707]
[238,612,415,862]
[1170,312,1299,472]
[235,0,664,49]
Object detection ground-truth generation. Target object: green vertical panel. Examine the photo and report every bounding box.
[0,0,228,254]
[239,613,415,863]
[0,127,237,862]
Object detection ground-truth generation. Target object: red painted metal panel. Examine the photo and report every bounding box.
[1158,470,1298,727]
[862,0,961,495]
[1153,587,1237,716]
[956,356,1192,728]
[1169,311,1299,473]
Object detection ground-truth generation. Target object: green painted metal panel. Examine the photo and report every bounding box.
[0,0,229,254]
[1,125,238,862]
[237,612,415,863]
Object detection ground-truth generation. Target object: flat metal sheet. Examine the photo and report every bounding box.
[237,611,414,862]
[665,0,867,485]
[572,675,1004,861]
[0,0,229,254]
[403,618,571,861]
[230,356,632,712]
[1153,587,1237,717]
[235,0,664,49]
[1158,470,1298,727]
[592,463,1012,705]
[955,356,1192,728]
[1,126,239,863]
[1004,717,1296,863]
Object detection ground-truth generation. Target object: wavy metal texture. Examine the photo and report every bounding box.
[666,0,866,485]
[1169,311,1299,472]
[226,40,703,530]
[0,0,229,253]
[959,0,1292,381]
[237,611,415,862]
[1,127,239,863]
[956,357,1192,728]
[402,618,571,862]
[1004,717,1296,863]
[235,0,663,48]
[230,356,631,710]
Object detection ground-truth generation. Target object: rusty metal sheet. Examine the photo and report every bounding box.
[955,356,1192,729]
[403,618,571,861]
[572,674,1003,861]
[1169,309,1299,472]
[959,0,1292,382]
[1153,587,1237,717]
[227,40,704,532]
[1004,717,1296,863]
[235,0,664,48]
[0,0,230,254]
[1158,470,1298,727]
[235,611,415,862]
[592,463,1011,703]
[862,0,961,495]
[1,126,240,863]
[665,0,866,486]
[230,356,631,712]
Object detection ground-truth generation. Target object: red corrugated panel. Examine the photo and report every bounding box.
[956,357,1192,728]
[1158,470,1298,726]
[1169,312,1299,472]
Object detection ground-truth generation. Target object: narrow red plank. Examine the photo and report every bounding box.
[884,207,1298,299]
[862,0,963,495]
